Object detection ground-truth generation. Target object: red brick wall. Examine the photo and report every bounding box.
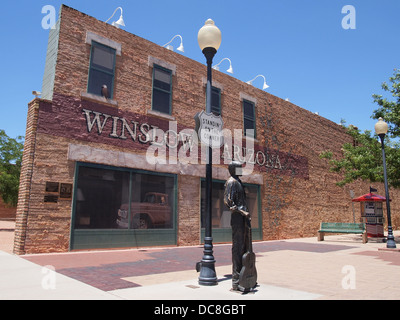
[0,197,16,219]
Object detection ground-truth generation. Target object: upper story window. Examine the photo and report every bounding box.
[211,86,221,116]
[152,64,173,115]
[87,41,116,99]
[243,99,256,138]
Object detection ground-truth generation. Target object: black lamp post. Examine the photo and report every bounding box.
[197,19,221,286]
[375,117,397,249]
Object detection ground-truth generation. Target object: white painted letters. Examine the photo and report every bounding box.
[82,108,288,174]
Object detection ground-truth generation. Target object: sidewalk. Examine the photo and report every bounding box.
[1,220,400,300]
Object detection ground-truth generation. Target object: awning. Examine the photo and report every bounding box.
[352,192,388,202]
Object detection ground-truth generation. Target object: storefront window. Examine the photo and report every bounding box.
[74,165,175,230]
[128,172,175,229]
[200,180,260,229]
[74,166,129,229]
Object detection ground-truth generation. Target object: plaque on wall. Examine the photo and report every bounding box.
[60,183,73,199]
[44,194,58,203]
[45,181,59,193]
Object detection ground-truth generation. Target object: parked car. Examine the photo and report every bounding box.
[116,192,172,229]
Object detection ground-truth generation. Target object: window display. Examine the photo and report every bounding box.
[200,180,259,229]
[74,164,175,230]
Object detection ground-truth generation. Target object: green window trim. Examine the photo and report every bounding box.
[243,99,256,138]
[152,64,173,115]
[211,86,221,116]
[87,41,117,99]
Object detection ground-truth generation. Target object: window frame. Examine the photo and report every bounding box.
[70,162,178,250]
[87,40,117,99]
[211,86,221,116]
[243,99,256,138]
[151,64,173,115]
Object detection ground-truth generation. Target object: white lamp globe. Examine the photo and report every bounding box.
[198,19,221,51]
[375,117,388,135]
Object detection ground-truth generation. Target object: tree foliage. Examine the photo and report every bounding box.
[320,68,400,189]
[320,125,400,188]
[0,130,24,206]
[372,68,400,138]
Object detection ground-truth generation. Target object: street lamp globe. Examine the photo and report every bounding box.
[197,19,221,52]
[375,117,388,136]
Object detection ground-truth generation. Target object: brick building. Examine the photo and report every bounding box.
[13,5,399,254]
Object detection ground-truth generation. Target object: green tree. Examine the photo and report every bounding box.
[320,69,400,188]
[372,68,400,137]
[0,130,24,206]
[320,125,400,188]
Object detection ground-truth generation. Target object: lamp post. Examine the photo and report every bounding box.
[375,117,397,249]
[197,19,221,286]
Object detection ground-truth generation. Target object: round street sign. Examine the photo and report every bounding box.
[194,111,224,148]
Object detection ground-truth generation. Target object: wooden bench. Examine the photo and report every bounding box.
[317,222,368,243]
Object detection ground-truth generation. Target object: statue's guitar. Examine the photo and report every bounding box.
[238,217,257,291]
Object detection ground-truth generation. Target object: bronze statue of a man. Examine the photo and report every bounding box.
[224,161,254,291]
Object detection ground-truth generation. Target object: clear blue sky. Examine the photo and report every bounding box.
[1,0,399,139]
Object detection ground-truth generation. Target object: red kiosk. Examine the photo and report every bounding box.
[352,191,386,237]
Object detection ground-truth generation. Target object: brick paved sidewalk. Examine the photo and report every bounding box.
[22,234,400,299]
[1,220,400,299]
